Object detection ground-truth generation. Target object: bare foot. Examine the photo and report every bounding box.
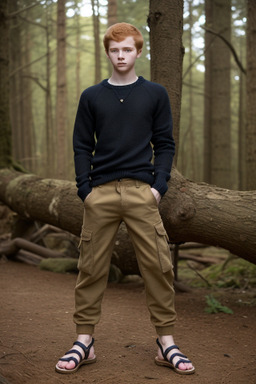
[56,334,96,373]
[156,335,195,374]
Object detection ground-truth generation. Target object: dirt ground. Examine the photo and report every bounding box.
[0,258,256,384]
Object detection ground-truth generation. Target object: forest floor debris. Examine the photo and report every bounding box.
[0,259,256,384]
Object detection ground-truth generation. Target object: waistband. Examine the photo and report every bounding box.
[98,178,149,187]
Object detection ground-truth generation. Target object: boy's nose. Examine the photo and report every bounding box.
[118,50,124,59]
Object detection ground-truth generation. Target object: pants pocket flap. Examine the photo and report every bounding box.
[78,227,92,247]
[155,222,167,236]
[154,222,172,273]
[77,228,94,274]
[82,229,92,241]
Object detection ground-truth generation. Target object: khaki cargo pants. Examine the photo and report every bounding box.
[74,179,176,336]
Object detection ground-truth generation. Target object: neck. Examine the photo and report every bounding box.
[108,72,138,86]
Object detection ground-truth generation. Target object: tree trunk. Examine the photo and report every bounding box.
[108,0,117,27]
[45,1,54,178]
[148,0,184,163]
[0,0,12,168]
[75,9,81,103]
[91,0,101,84]
[238,41,246,191]
[56,0,67,179]
[8,0,23,167]
[22,24,34,172]
[106,0,117,77]
[245,0,256,190]
[0,168,255,269]
[204,0,231,188]
[187,0,196,179]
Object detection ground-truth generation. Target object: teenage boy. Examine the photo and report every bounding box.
[55,22,195,375]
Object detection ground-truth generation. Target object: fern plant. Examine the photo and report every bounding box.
[204,295,233,314]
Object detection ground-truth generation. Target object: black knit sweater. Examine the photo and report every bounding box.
[73,76,175,201]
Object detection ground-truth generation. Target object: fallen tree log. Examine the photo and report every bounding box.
[0,237,65,259]
[15,250,43,265]
[0,168,255,271]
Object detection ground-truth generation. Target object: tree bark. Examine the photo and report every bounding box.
[91,0,101,84]
[106,0,117,76]
[45,1,54,178]
[148,0,184,163]
[0,237,64,259]
[56,0,67,178]
[0,168,255,269]
[8,0,21,166]
[75,8,81,103]
[0,0,12,168]
[107,0,117,27]
[238,38,246,190]
[204,0,231,188]
[22,24,35,172]
[245,0,256,190]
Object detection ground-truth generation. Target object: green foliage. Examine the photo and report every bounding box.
[204,295,233,314]
[179,256,256,290]
[201,258,256,289]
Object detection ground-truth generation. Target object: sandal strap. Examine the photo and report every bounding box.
[64,348,83,361]
[59,356,79,366]
[169,352,190,366]
[156,338,193,371]
[74,338,95,360]
[164,345,180,359]
[59,338,95,367]
[156,338,180,361]
[174,358,192,368]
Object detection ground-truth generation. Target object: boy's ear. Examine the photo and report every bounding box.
[105,49,110,58]
[137,49,142,58]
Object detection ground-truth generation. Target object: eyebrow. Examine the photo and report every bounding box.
[109,46,134,50]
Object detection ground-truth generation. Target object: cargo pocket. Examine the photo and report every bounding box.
[77,227,94,275]
[155,222,172,273]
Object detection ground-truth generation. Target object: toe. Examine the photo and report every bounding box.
[57,361,66,368]
[57,359,76,370]
[177,361,194,371]
[177,362,187,371]
[66,360,76,369]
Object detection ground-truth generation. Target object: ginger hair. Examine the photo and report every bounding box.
[103,22,144,52]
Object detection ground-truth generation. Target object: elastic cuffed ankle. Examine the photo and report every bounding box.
[155,325,175,336]
[76,324,95,335]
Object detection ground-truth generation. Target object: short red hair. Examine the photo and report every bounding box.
[103,22,144,52]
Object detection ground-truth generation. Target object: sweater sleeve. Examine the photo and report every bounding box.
[73,90,95,201]
[151,86,175,196]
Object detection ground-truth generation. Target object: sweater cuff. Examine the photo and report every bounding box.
[152,182,168,196]
[152,172,170,196]
[77,185,92,202]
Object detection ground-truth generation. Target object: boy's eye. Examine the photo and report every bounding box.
[110,48,133,53]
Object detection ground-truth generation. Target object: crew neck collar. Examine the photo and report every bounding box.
[108,76,138,86]
[102,76,145,88]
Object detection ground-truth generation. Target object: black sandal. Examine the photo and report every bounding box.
[155,338,195,375]
[55,339,96,374]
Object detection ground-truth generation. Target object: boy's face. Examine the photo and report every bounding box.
[106,36,142,74]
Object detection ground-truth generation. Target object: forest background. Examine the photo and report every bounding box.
[0,0,256,273]
[3,0,252,191]
[1,5,256,384]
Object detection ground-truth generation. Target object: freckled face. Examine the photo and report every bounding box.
[106,36,142,74]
